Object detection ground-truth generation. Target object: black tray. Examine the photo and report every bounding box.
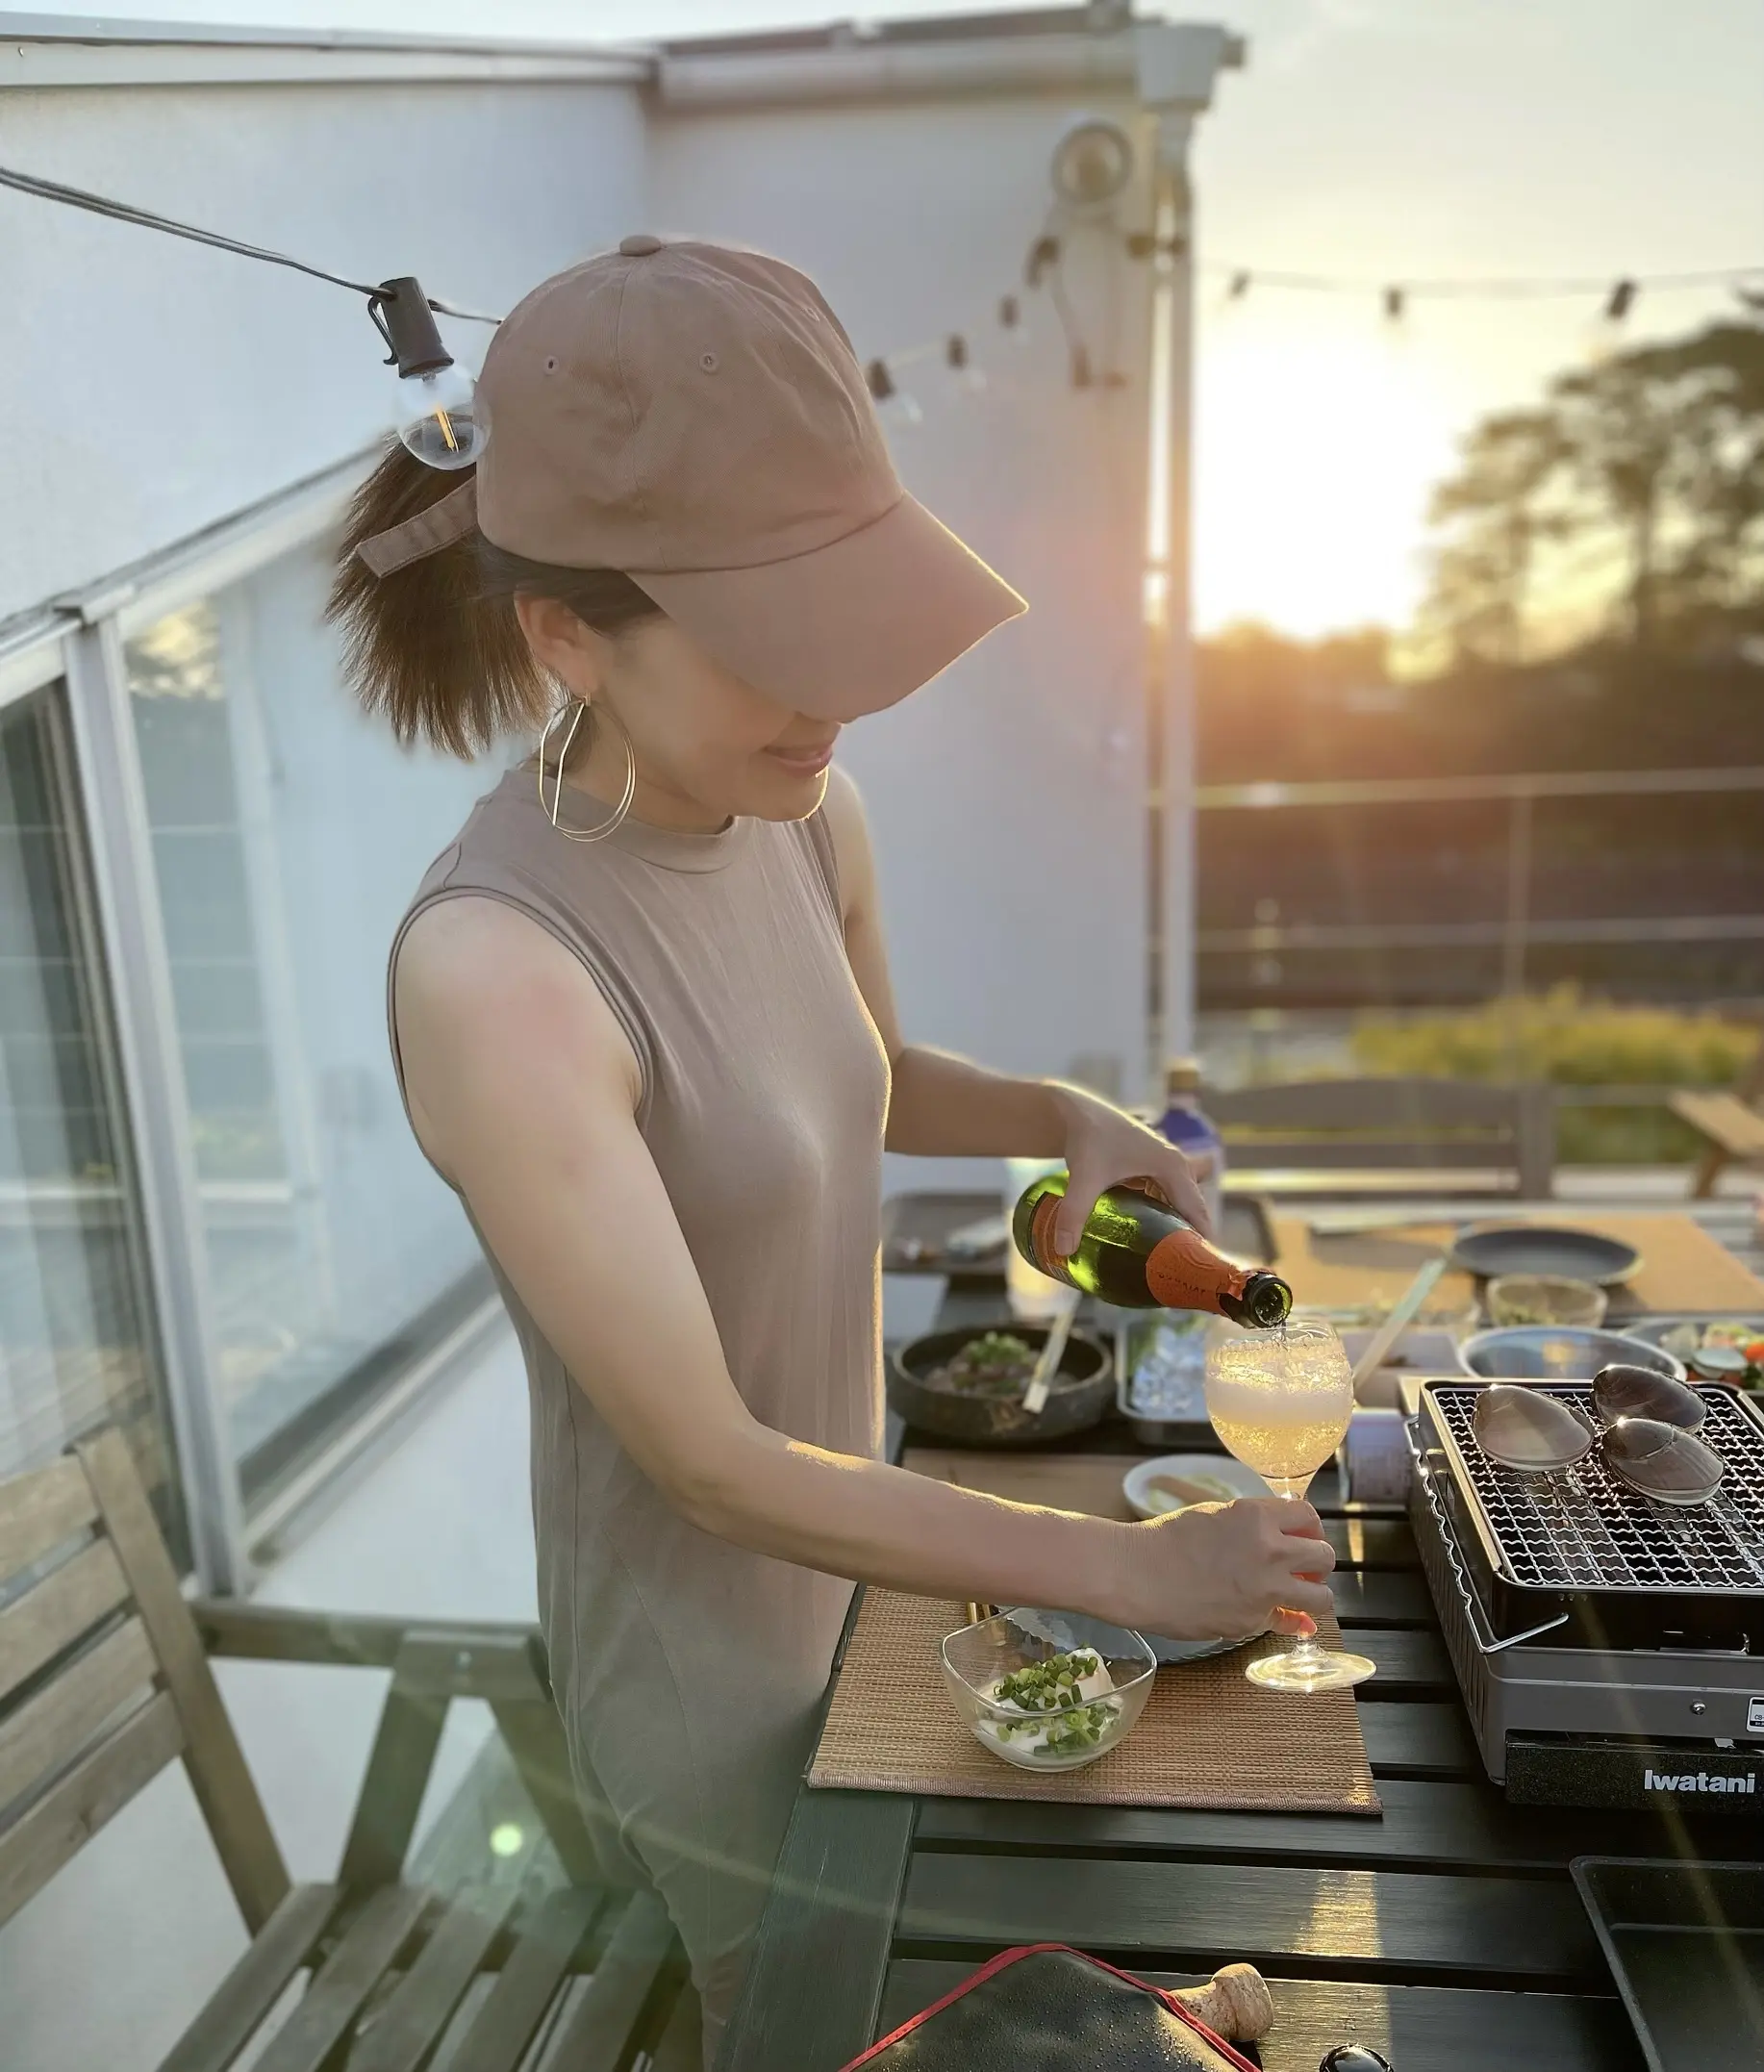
[1573,1856,1764,2072]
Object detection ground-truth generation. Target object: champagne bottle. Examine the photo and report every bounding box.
[1012,1174,1293,1327]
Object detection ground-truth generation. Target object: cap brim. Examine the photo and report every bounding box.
[630,493,1026,722]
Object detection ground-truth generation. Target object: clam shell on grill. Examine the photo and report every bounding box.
[1602,1415,1725,1505]
[1471,1382,1594,1472]
[1591,1363,1707,1433]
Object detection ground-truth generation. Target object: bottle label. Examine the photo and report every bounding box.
[1145,1228,1246,1314]
[1026,1192,1079,1288]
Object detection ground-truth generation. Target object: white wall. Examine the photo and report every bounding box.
[649,95,1157,1100]
[0,73,646,618]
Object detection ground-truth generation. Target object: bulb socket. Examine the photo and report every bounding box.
[372,276,452,379]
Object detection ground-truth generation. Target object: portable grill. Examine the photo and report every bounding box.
[1409,1379,1764,1807]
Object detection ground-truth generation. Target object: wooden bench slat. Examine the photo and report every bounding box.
[251,1883,432,2072]
[0,1538,129,1707]
[1672,1089,1764,1160]
[0,1456,98,1588]
[77,1430,290,1933]
[446,1888,603,2072]
[542,1890,684,2072]
[0,1689,182,1930]
[878,1962,1642,2072]
[159,1883,345,2072]
[0,1612,156,1814]
[348,1884,519,2072]
[897,1853,1601,1986]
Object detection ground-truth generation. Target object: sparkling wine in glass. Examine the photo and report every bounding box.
[1204,1318,1376,1694]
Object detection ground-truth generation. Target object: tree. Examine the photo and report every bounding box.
[1421,320,1764,667]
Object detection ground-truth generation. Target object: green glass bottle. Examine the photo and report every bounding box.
[1012,1173,1293,1327]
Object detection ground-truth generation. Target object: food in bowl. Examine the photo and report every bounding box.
[978,1651,1123,1760]
[942,1613,1155,1772]
[1656,1318,1764,1387]
[920,1329,1044,1397]
[1485,1274,1608,1330]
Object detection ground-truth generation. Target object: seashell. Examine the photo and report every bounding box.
[1591,1363,1707,1433]
[1471,1382,1594,1473]
[1602,1415,1725,1506]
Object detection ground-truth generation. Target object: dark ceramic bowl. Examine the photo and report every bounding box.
[889,1325,1113,1446]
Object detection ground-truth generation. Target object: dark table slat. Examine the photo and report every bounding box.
[1348,1627,1453,1690]
[1329,1571,1434,1625]
[896,1853,1602,1987]
[910,1775,1698,1875]
[1325,1514,1418,1569]
[876,1962,1642,2072]
[1357,1702,1481,1779]
[716,1792,914,2072]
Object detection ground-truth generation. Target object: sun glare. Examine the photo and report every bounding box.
[1194,307,1459,640]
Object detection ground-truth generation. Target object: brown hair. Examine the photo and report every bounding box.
[327,441,661,759]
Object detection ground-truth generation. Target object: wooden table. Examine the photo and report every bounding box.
[713,1282,1748,2072]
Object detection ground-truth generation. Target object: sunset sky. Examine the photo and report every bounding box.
[24,0,1764,637]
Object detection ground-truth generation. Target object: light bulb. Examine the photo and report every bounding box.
[945,335,987,395]
[395,361,487,469]
[369,274,490,471]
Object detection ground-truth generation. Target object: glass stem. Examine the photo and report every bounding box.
[1273,1485,1324,1657]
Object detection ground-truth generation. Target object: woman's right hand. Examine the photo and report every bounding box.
[1115,1499,1338,1641]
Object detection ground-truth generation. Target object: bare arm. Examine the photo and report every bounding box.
[819,766,1216,1244]
[393,896,1331,1640]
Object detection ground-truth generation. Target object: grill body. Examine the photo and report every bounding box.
[1417,1380,1764,1651]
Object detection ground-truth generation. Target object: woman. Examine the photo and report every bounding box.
[332,237,1333,2063]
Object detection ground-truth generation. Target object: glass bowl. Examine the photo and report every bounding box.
[940,1609,1156,1772]
[1486,1274,1609,1329]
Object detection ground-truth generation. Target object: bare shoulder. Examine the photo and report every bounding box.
[394,897,643,1150]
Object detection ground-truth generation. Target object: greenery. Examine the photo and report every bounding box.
[1418,320,1764,668]
[1351,986,1760,1163]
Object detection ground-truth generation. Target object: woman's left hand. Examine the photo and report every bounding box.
[1048,1082,1216,1254]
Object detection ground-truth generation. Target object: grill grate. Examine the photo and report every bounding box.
[1429,1382,1764,1594]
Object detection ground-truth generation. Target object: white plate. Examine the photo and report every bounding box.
[1123,1453,1271,1520]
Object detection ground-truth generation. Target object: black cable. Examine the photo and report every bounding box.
[0,161,502,322]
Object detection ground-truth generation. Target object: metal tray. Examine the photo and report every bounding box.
[1573,1857,1764,2072]
[1419,1378,1764,1649]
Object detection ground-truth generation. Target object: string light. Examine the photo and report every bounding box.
[7,153,1761,448]
[945,333,987,393]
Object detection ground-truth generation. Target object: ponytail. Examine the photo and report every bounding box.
[327,441,661,760]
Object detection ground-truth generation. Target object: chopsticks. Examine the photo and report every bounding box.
[1021,1290,1080,1415]
[1347,1254,1449,1392]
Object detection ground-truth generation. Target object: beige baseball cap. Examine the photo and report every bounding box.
[359,235,1026,721]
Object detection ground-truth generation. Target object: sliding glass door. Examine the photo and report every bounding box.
[0,683,187,1558]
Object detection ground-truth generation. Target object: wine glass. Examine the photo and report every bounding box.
[1203,1318,1376,1694]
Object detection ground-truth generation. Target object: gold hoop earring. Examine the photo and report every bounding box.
[538,698,637,844]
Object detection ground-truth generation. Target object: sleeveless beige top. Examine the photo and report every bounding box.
[388,767,890,2002]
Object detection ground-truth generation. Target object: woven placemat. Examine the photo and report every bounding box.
[809,1588,1380,1812]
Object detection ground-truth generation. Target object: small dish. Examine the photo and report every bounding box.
[1012,1605,1256,1668]
[1123,1453,1271,1519]
[1486,1274,1609,1330]
[941,1610,1156,1772]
